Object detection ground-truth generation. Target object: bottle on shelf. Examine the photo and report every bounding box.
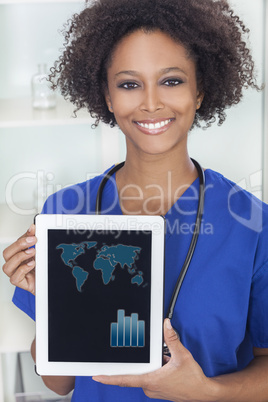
[31,63,56,110]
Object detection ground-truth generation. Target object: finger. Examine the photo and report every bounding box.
[3,247,36,278]
[164,319,187,358]
[92,373,148,388]
[17,223,36,240]
[3,232,36,263]
[10,261,36,294]
[27,224,35,236]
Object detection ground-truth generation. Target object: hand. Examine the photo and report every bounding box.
[93,319,218,401]
[2,224,37,295]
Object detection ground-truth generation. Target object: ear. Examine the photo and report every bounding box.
[104,88,113,113]
[196,91,204,110]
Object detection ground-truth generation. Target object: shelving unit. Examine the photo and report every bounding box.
[0,97,93,128]
[0,1,125,400]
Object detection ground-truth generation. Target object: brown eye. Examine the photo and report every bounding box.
[118,82,139,90]
[163,78,183,86]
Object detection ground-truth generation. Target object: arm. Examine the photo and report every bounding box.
[213,347,268,402]
[31,338,75,396]
[93,319,268,402]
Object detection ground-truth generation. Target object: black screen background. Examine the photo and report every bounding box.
[47,229,151,363]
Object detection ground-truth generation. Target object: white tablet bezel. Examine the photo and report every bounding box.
[35,214,165,376]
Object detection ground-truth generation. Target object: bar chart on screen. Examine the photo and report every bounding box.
[110,310,145,347]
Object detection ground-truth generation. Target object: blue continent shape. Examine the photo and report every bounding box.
[94,244,143,286]
[72,266,89,292]
[56,242,97,267]
[97,244,141,269]
[131,274,144,286]
[93,256,116,285]
[84,241,97,250]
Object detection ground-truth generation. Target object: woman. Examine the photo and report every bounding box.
[3,0,268,400]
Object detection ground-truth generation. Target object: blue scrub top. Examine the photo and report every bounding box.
[13,168,268,402]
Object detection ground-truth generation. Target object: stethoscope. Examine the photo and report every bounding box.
[95,158,205,322]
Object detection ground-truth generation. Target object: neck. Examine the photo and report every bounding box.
[116,145,198,215]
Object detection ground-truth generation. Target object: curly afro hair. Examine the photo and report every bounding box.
[49,0,261,129]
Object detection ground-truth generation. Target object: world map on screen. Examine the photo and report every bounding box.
[56,242,144,292]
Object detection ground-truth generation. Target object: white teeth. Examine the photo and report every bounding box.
[137,119,172,129]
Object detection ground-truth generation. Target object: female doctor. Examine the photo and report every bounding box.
[2,0,268,400]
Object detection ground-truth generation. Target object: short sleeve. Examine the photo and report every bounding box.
[12,287,35,321]
[11,193,51,321]
[11,174,106,321]
[11,183,89,320]
[248,260,268,348]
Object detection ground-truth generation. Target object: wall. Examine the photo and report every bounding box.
[188,0,265,200]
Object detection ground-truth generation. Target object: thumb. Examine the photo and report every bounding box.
[164,319,184,357]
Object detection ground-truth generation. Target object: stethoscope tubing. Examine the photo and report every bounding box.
[95,159,205,320]
[95,161,125,215]
[166,159,205,319]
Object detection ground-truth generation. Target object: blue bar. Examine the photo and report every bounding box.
[124,316,131,347]
[118,310,125,347]
[111,323,118,347]
[131,313,138,347]
[138,320,145,347]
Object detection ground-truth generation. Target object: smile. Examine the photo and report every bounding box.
[136,119,173,129]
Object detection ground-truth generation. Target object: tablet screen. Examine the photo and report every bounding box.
[36,214,165,375]
[47,228,151,363]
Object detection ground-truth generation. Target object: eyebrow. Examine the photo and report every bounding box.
[115,67,187,77]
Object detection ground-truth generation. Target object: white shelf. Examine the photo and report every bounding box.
[0,97,93,128]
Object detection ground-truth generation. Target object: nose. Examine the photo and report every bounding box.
[140,84,164,113]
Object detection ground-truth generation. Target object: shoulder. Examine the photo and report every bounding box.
[204,169,268,274]
[41,166,114,215]
[204,169,268,227]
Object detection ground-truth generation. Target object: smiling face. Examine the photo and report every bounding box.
[105,29,203,157]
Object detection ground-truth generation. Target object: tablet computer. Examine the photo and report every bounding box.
[35,214,165,376]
